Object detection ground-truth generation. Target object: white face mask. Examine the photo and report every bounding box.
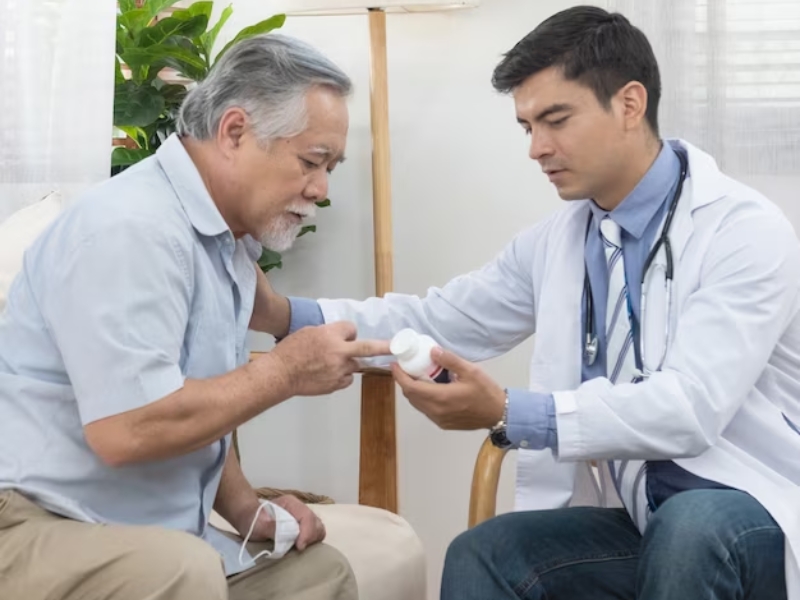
[238,500,301,566]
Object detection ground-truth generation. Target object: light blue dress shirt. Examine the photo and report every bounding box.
[0,134,262,576]
[504,141,681,450]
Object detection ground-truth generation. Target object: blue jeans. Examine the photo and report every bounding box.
[441,490,786,600]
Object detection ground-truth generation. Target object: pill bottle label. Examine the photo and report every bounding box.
[429,366,451,384]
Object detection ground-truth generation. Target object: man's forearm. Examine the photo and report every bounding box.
[84,353,293,466]
[249,264,292,337]
[214,447,260,533]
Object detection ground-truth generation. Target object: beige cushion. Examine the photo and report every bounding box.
[210,504,426,600]
[0,191,63,312]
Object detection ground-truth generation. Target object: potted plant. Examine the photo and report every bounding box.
[112,0,327,271]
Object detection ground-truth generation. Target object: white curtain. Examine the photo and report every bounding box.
[0,0,117,223]
[606,0,800,223]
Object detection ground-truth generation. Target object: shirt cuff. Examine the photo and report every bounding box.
[288,297,325,334]
[506,389,559,450]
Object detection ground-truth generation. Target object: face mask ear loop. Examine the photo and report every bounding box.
[238,501,273,566]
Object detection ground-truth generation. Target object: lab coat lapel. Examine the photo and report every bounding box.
[550,203,590,390]
[515,203,591,511]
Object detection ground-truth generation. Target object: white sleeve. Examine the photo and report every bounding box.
[319,227,540,364]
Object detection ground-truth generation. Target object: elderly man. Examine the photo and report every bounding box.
[0,34,388,600]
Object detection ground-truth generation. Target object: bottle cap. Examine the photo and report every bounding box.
[390,329,420,360]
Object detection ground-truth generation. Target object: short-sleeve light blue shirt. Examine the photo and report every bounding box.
[0,134,262,575]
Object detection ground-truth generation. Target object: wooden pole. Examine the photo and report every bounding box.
[367,9,395,296]
[358,7,398,513]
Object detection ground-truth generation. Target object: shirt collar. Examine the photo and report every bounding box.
[589,142,681,239]
[156,134,230,238]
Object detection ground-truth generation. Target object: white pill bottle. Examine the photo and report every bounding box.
[390,328,451,383]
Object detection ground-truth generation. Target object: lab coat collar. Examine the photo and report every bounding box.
[663,139,732,265]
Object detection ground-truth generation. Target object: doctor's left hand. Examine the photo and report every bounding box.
[392,348,506,430]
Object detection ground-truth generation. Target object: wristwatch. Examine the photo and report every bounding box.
[489,391,513,449]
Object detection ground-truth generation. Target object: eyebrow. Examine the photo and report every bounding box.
[308,145,346,164]
[517,103,574,126]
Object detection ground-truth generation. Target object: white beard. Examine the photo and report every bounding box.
[258,206,316,252]
[259,218,301,252]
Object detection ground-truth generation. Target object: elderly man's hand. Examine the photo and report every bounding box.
[230,494,325,552]
[392,348,506,430]
[271,495,326,551]
[271,321,391,397]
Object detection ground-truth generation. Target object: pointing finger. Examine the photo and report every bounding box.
[346,339,392,358]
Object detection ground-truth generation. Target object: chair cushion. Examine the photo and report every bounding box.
[0,191,62,312]
[209,504,426,600]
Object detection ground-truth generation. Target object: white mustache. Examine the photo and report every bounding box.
[288,206,316,219]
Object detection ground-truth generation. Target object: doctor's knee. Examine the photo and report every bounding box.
[641,489,777,564]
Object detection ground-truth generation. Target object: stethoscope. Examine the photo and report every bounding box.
[583,150,688,378]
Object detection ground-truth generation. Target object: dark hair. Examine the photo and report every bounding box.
[492,6,661,135]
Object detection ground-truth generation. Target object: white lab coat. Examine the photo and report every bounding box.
[318,140,800,596]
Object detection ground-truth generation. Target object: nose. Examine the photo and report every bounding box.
[303,169,329,202]
[528,128,554,162]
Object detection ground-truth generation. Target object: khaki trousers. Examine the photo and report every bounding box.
[0,491,358,600]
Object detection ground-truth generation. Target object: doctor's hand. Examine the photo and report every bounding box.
[271,321,391,397]
[392,348,506,430]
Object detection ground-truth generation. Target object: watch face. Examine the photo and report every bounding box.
[490,428,511,449]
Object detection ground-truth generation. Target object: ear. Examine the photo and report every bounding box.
[216,107,249,156]
[617,81,648,132]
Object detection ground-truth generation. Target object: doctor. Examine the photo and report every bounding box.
[260,6,800,600]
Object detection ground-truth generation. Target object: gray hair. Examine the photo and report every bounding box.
[177,33,352,143]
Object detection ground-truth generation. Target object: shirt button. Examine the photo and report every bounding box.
[520,440,529,448]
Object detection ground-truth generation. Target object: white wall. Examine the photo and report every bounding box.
[220,1,586,597]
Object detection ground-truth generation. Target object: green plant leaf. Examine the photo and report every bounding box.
[143,116,178,151]
[201,4,233,57]
[297,225,317,238]
[118,9,151,38]
[173,1,213,21]
[316,199,331,207]
[114,81,166,127]
[257,248,283,272]
[118,125,148,148]
[215,14,286,64]
[111,147,155,167]
[159,83,188,107]
[114,58,125,85]
[139,15,208,47]
[122,45,207,81]
[119,0,137,13]
[145,0,181,19]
